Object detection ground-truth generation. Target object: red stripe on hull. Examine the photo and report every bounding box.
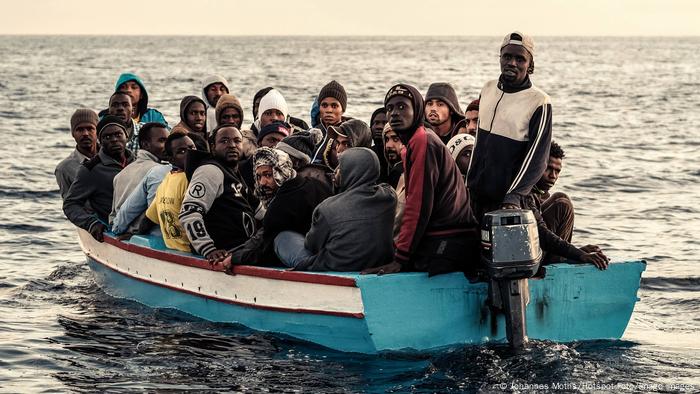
[88,254,365,319]
[103,235,358,287]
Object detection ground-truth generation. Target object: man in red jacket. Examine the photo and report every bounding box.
[363,84,480,276]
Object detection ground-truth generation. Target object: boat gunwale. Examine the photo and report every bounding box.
[103,235,359,288]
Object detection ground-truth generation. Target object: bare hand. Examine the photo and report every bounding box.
[580,244,601,253]
[116,232,133,241]
[221,255,235,274]
[500,203,520,210]
[361,261,402,275]
[206,249,230,266]
[90,223,106,242]
[579,251,609,270]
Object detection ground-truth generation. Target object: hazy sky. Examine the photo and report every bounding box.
[2,0,698,36]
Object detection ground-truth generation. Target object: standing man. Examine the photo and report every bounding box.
[201,75,230,134]
[364,84,479,276]
[424,82,466,144]
[55,109,98,199]
[63,116,134,241]
[465,99,479,136]
[468,31,608,269]
[179,126,256,263]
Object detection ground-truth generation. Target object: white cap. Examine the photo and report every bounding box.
[447,133,475,161]
[257,89,288,120]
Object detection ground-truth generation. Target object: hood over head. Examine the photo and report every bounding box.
[201,75,230,107]
[384,83,425,138]
[215,93,244,126]
[337,147,379,192]
[425,82,464,117]
[328,119,372,149]
[115,73,149,117]
[179,95,207,124]
[276,128,323,166]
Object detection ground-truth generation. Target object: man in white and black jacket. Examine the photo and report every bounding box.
[468,31,608,269]
[179,125,257,264]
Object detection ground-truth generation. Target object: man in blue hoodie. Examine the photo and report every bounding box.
[114,73,168,153]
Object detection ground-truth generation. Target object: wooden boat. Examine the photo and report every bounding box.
[78,229,646,354]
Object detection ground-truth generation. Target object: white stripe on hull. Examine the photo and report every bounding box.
[78,230,365,316]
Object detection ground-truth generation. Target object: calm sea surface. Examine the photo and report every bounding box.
[0,36,698,392]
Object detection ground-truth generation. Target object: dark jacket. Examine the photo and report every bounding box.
[467,76,552,206]
[300,148,396,272]
[393,125,477,267]
[63,149,134,231]
[263,176,332,240]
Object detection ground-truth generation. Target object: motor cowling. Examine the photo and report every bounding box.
[481,209,542,279]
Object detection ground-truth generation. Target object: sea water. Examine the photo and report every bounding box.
[0,36,698,392]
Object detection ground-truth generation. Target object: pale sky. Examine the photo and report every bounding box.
[2,0,698,36]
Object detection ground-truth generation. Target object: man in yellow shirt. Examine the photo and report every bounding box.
[143,132,196,252]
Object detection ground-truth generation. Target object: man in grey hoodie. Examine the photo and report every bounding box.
[279,148,396,271]
[201,75,230,134]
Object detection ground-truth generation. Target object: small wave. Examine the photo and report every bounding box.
[0,223,52,232]
[641,276,700,291]
[0,189,58,199]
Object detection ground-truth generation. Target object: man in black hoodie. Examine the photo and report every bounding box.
[179,125,256,263]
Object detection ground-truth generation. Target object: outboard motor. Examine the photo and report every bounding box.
[481,209,542,348]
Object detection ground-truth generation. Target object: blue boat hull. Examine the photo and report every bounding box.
[83,231,645,354]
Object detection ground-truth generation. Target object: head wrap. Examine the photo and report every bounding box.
[253,147,297,207]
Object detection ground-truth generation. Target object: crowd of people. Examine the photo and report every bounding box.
[57,31,610,278]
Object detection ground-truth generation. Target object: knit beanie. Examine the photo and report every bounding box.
[257,121,291,144]
[276,128,323,166]
[370,107,386,126]
[384,84,425,133]
[252,87,274,119]
[318,80,347,112]
[425,82,463,116]
[215,94,244,126]
[466,99,480,112]
[446,133,476,161]
[70,108,98,131]
[96,115,126,138]
[257,89,288,120]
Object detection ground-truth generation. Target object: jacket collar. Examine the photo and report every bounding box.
[98,148,135,167]
[498,74,533,93]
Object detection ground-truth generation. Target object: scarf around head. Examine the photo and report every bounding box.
[252,147,297,207]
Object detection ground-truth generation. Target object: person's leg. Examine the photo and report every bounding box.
[274,231,314,268]
[541,192,574,243]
